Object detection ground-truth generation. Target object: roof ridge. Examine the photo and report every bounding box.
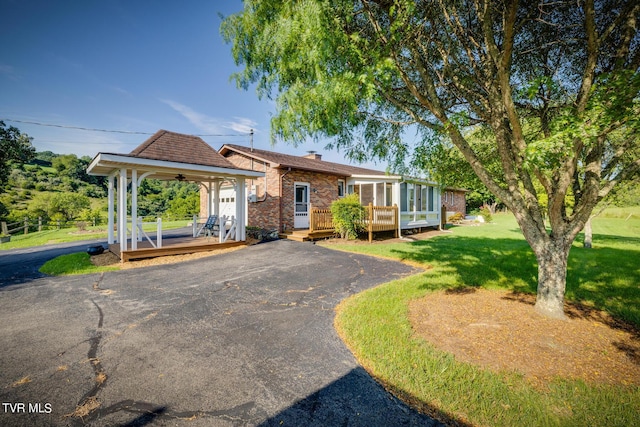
[128,130,236,169]
[129,129,167,156]
[221,144,387,176]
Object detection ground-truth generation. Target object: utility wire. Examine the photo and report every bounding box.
[3,118,250,137]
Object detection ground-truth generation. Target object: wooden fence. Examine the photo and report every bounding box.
[1,218,31,236]
[310,203,399,242]
[1,217,82,237]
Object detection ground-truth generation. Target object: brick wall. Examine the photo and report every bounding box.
[280,170,342,231]
[442,189,467,215]
[229,152,283,230]
[205,150,348,231]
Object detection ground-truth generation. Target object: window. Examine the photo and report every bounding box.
[338,180,345,197]
[360,183,374,205]
[400,183,408,211]
[385,183,393,206]
[408,184,415,212]
[376,183,385,206]
[428,186,434,211]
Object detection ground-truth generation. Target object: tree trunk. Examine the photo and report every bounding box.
[533,241,571,319]
[583,217,593,249]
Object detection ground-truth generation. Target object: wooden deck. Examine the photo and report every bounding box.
[279,229,337,242]
[109,236,246,262]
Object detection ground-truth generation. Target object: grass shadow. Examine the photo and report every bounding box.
[389,233,640,326]
[391,235,538,293]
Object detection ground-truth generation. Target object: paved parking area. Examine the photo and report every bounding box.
[0,240,440,426]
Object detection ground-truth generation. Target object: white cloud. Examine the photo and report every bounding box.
[229,117,257,133]
[110,85,132,97]
[161,99,256,135]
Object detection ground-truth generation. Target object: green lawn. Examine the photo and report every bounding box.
[327,213,640,427]
[39,252,119,275]
[0,220,192,250]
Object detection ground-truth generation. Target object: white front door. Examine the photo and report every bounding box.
[294,182,310,228]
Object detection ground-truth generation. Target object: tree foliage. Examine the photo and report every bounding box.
[415,128,502,211]
[2,151,200,224]
[0,121,35,190]
[48,193,91,222]
[223,0,639,318]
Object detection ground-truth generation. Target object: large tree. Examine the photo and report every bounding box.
[222,0,640,319]
[1,120,35,190]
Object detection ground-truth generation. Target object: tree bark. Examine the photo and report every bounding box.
[583,217,593,249]
[533,241,571,319]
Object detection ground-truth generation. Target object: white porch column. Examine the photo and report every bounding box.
[235,177,246,241]
[131,168,138,250]
[213,179,222,216]
[118,168,128,251]
[394,181,402,237]
[207,182,213,217]
[107,173,115,244]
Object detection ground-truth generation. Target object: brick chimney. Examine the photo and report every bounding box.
[303,151,322,160]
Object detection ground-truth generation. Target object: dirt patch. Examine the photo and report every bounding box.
[409,288,640,387]
[65,396,100,418]
[90,251,121,266]
[89,240,257,269]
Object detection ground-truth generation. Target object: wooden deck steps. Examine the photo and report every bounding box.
[109,238,246,262]
[279,229,336,242]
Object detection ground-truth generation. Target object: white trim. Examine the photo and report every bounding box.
[350,174,402,180]
[293,182,310,229]
[88,153,264,179]
[118,168,127,251]
[137,171,155,186]
[107,173,115,244]
[131,168,138,250]
[235,177,246,241]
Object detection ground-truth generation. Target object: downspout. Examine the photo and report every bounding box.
[279,167,292,232]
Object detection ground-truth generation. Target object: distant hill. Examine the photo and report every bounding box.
[0,151,200,227]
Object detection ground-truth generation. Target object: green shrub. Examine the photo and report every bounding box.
[448,212,465,223]
[331,194,365,239]
[479,206,493,223]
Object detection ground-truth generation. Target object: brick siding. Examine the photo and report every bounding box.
[201,151,348,231]
[442,189,467,215]
[280,170,342,231]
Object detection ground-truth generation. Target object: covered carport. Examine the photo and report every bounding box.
[87,130,264,260]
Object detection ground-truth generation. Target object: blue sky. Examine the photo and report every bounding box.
[0,0,385,169]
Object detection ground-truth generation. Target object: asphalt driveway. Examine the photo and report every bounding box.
[0,239,440,426]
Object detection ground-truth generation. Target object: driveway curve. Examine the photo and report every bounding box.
[0,239,440,426]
